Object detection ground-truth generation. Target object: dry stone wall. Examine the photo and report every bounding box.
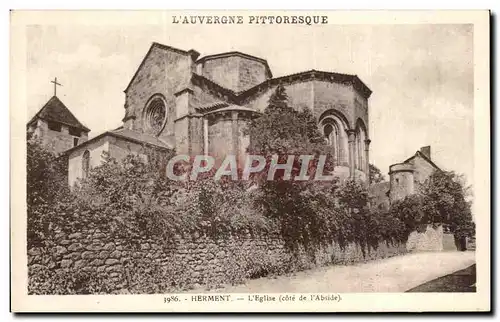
[28,228,407,294]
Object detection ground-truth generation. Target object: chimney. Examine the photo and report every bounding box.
[420,146,431,160]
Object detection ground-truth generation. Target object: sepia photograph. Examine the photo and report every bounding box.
[10,10,490,312]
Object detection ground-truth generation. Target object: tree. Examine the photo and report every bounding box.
[27,136,69,247]
[420,171,475,239]
[389,194,437,235]
[247,85,335,177]
[389,170,475,242]
[369,163,385,184]
[246,85,338,252]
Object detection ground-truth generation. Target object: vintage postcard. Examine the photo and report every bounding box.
[10,10,490,312]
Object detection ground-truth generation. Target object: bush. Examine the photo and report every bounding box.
[389,170,475,240]
[27,137,69,248]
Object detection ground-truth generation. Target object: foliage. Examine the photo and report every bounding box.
[247,86,407,255]
[420,171,475,238]
[335,179,408,249]
[247,85,332,164]
[369,163,385,183]
[246,85,340,255]
[26,87,419,294]
[27,135,69,248]
[389,194,436,235]
[389,170,475,239]
[181,172,272,236]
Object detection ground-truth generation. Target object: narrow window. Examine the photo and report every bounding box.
[73,138,79,147]
[357,134,362,170]
[323,122,341,164]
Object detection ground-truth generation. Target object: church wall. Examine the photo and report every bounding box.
[68,137,110,187]
[200,56,268,93]
[237,119,251,166]
[107,136,156,163]
[68,135,171,187]
[124,46,192,139]
[237,58,268,92]
[312,80,356,129]
[200,57,240,91]
[353,90,370,134]
[190,84,227,110]
[189,116,204,155]
[207,116,234,163]
[244,81,314,113]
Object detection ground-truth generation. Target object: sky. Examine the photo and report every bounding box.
[25,21,474,186]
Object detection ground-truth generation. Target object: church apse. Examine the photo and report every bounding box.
[62,42,373,184]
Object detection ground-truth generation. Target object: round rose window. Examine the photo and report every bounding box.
[144,97,167,134]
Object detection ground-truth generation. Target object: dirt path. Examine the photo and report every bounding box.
[406,264,476,292]
[194,251,476,293]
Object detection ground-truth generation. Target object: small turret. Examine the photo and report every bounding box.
[388,162,415,202]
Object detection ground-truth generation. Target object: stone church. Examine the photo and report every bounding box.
[29,42,373,187]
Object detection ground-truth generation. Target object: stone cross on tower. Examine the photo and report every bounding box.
[51,77,62,96]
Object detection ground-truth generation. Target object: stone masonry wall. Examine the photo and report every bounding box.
[406,224,444,252]
[28,228,406,294]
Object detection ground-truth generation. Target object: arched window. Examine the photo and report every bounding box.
[318,110,349,166]
[82,150,90,179]
[355,120,367,172]
[144,95,167,135]
[323,122,340,162]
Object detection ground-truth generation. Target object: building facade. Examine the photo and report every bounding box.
[369,146,442,210]
[388,146,441,202]
[29,42,373,186]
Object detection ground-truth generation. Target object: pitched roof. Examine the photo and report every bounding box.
[28,96,90,132]
[241,70,372,99]
[203,104,263,116]
[191,69,372,101]
[110,127,174,150]
[123,42,199,93]
[404,151,442,171]
[125,42,371,100]
[63,127,173,155]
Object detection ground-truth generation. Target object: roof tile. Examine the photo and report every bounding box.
[28,96,90,132]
